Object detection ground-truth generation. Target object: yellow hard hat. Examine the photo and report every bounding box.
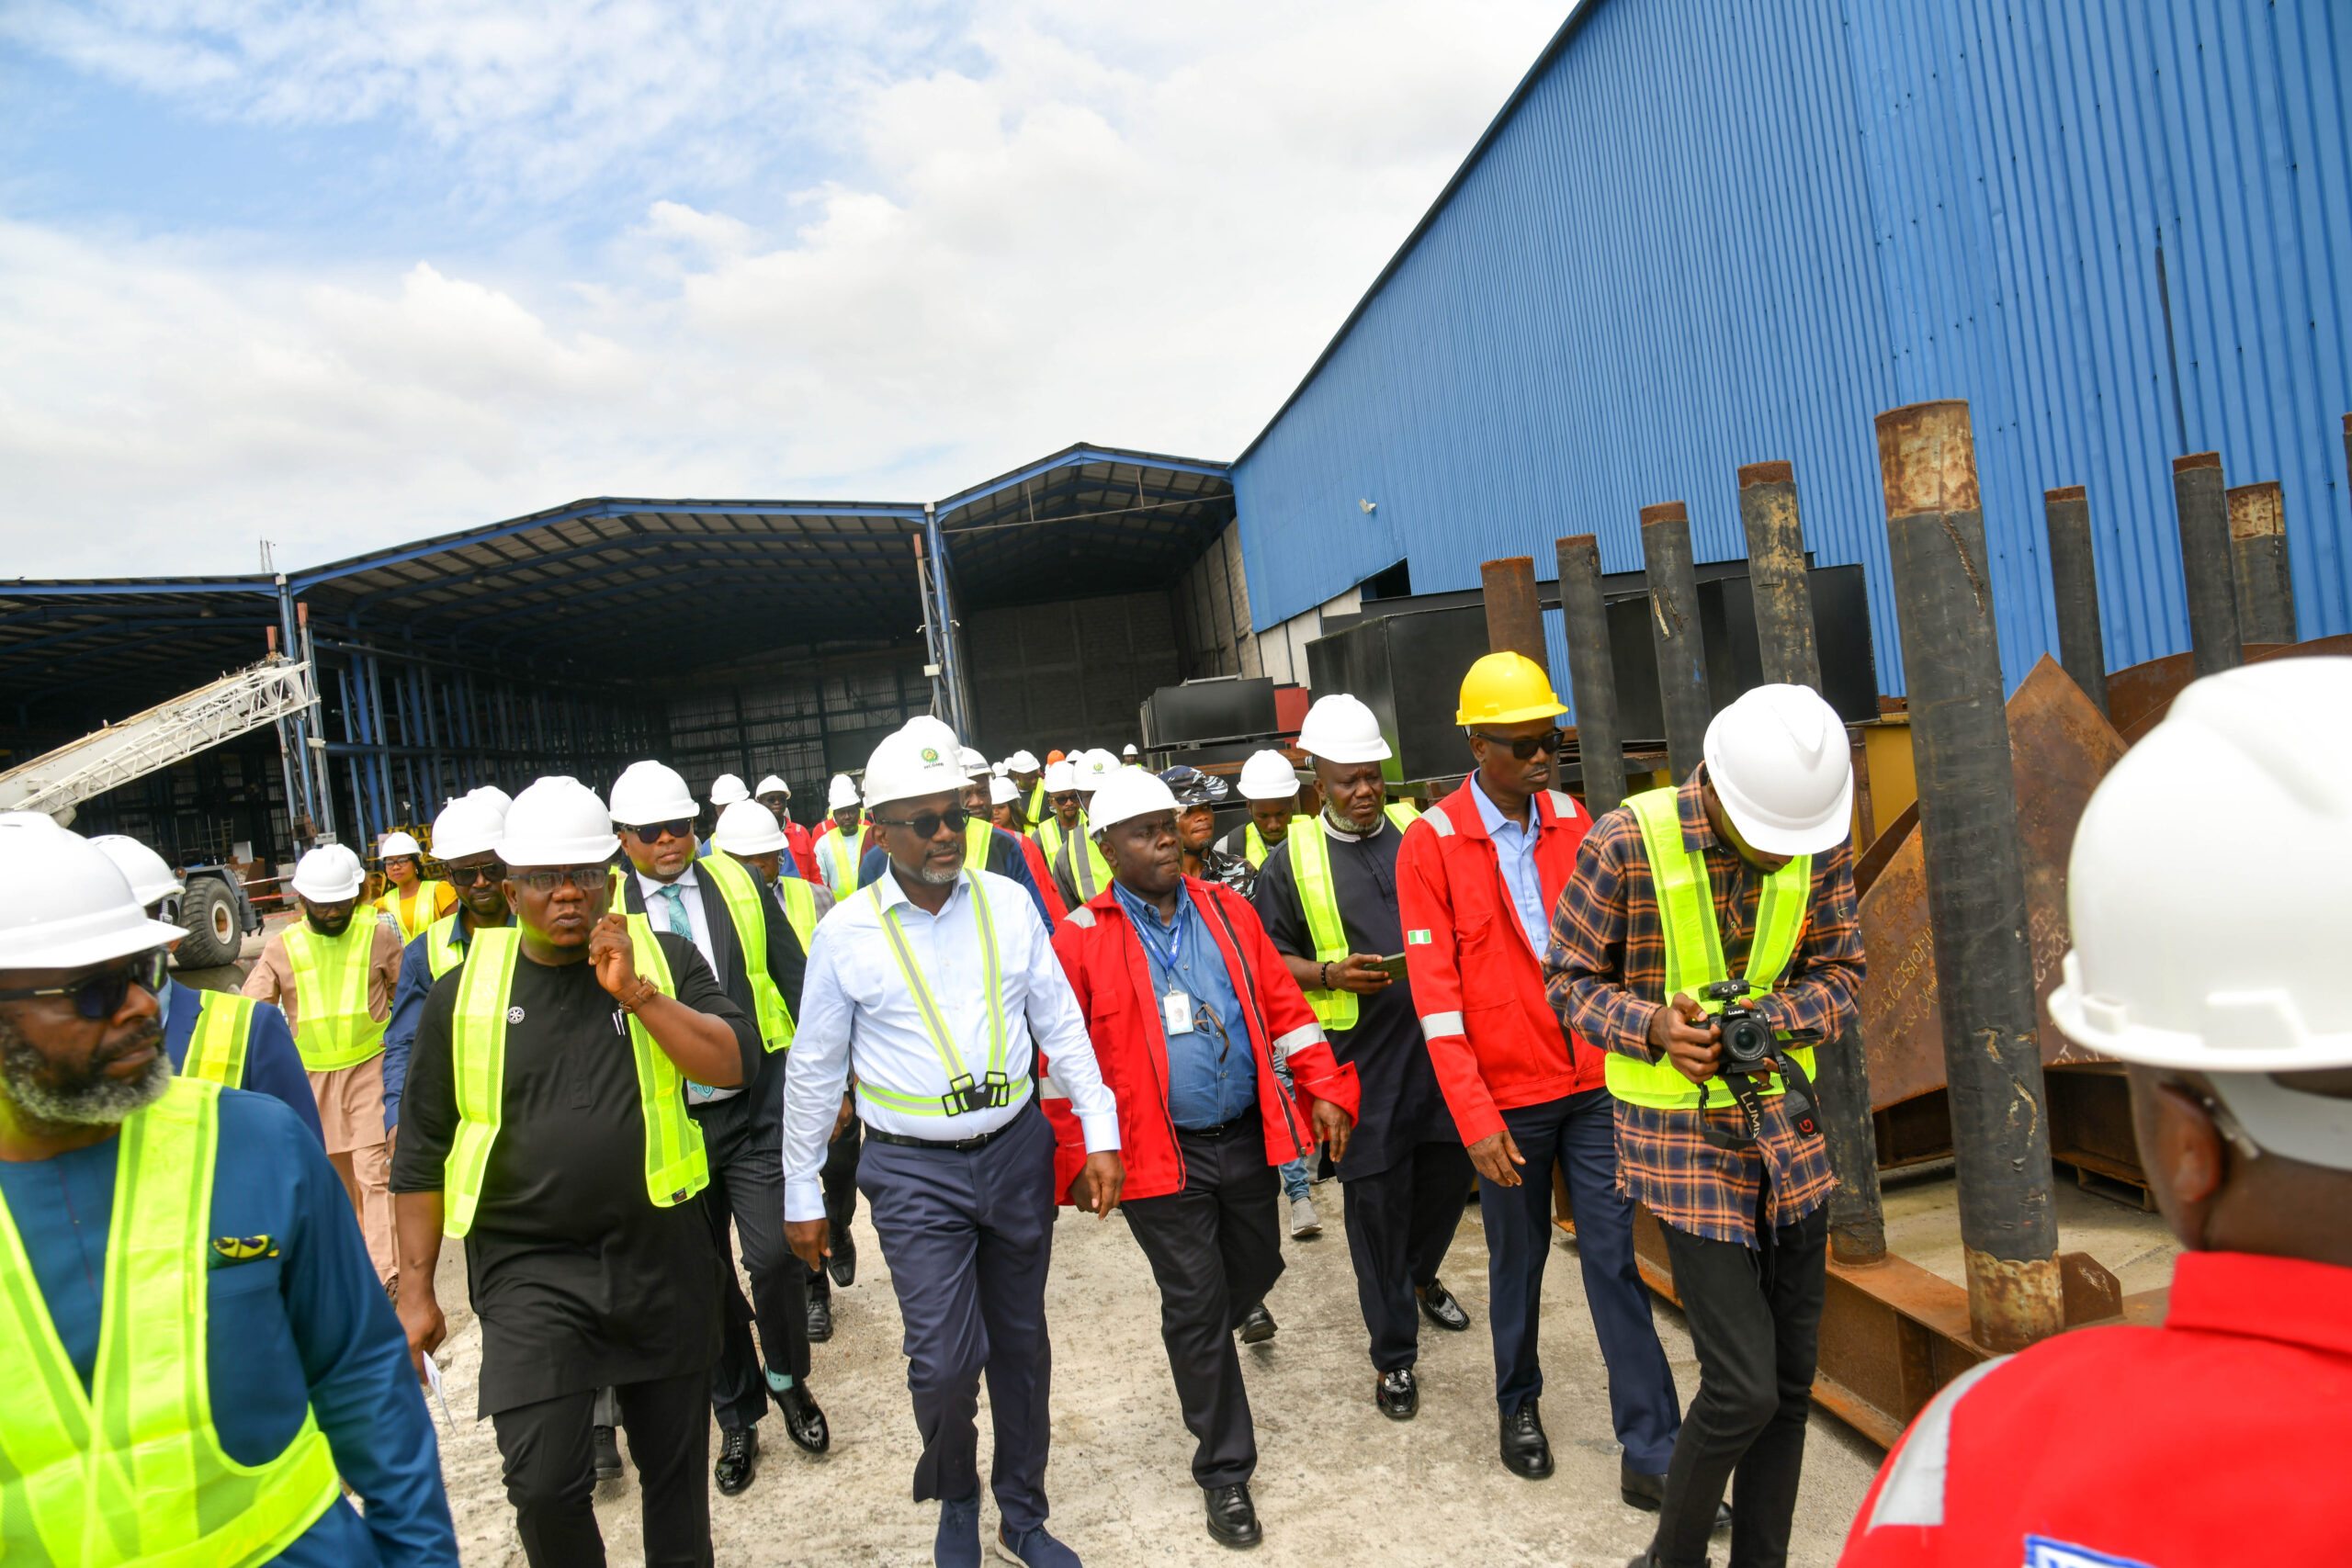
[1455,651,1566,727]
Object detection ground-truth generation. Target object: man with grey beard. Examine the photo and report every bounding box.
[0,814,457,1563]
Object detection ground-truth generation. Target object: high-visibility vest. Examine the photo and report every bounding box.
[279,920,386,1071]
[0,1077,342,1565]
[1287,804,1422,1031]
[377,880,449,942]
[775,874,820,953]
[964,817,998,874]
[814,827,861,896]
[1052,828,1113,905]
[1240,819,1285,869]
[856,873,1025,1119]
[702,852,794,1053]
[184,990,257,1089]
[1605,787,1815,1110]
[1025,778,1047,825]
[441,918,708,1236]
[423,910,473,982]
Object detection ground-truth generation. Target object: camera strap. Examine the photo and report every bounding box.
[1695,1052,1824,1153]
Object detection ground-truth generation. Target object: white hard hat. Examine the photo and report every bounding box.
[1702,684,1852,856]
[1042,760,1078,794]
[989,775,1019,807]
[430,795,505,863]
[0,818,187,972]
[755,774,790,798]
[958,746,988,776]
[2050,660,2352,1169]
[500,776,621,866]
[827,774,861,812]
[467,784,514,817]
[379,830,423,861]
[1297,694,1394,765]
[1087,767,1180,834]
[709,772,751,807]
[1122,743,1138,759]
[89,834,184,904]
[290,844,368,903]
[1079,749,1119,784]
[1238,750,1302,802]
[711,798,788,856]
[608,760,697,826]
[1008,750,1040,773]
[864,728,967,811]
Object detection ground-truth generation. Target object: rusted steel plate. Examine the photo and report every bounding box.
[1855,656,2125,1111]
[2103,650,2196,737]
[1853,798,1918,899]
[2115,632,2352,746]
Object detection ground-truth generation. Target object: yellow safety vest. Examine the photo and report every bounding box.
[184,990,257,1089]
[1052,826,1114,906]
[857,874,1024,1118]
[1605,787,1815,1110]
[815,827,862,896]
[0,1077,342,1566]
[1024,778,1047,826]
[775,875,820,953]
[441,918,709,1237]
[279,920,385,1072]
[423,910,472,982]
[1287,804,1422,1031]
[1241,819,1293,870]
[702,852,794,1053]
[964,817,998,874]
[377,880,449,943]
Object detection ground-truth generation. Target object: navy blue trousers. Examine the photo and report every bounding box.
[857,1103,1057,1532]
[1477,1087,1679,1472]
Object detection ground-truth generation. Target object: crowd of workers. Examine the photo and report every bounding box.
[0,650,2343,1568]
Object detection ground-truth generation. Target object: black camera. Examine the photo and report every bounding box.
[1695,980,1823,1150]
[1705,980,1779,1070]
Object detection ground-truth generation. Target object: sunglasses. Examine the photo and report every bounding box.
[510,867,611,895]
[1050,793,1081,807]
[0,950,169,1020]
[871,807,970,840]
[446,863,503,886]
[1470,727,1567,761]
[620,819,695,843]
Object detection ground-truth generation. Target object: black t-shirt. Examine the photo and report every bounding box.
[390,932,761,1414]
[1251,818,1458,1179]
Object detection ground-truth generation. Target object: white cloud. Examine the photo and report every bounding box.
[2,1,1566,576]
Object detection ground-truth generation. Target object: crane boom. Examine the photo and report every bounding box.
[0,659,318,818]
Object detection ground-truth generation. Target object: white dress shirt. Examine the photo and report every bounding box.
[635,863,738,1104]
[781,863,1119,1222]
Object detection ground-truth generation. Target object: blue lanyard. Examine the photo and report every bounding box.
[1124,888,1188,980]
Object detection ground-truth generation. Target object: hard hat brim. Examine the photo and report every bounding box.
[1453,698,1568,727]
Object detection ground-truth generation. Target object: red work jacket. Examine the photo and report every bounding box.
[1840,1250,2352,1566]
[1044,878,1360,1204]
[781,819,816,883]
[1018,834,1068,922]
[1395,781,1604,1146]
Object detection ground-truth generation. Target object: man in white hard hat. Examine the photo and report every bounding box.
[1032,757,1084,880]
[854,722,1058,925]
[89,832,322,1140]
[710,772,751,809]
[814,774,866,897]
[605,760,827,1495]
[1253,694,1475,1419]
[1121,742,1140,767]
[1218,750,1303,871]
[391,776,757,1566]
[245,840,407,1287]
[1841,660,2352,1568]
[1047,767,1358,1550]
[1048,751,1119,909]
[755,773,818,882]
[1005,750,1045,825]
[1551,682,1863,1565]
[381,792,510,1142]
[783,726,1122,1568]
[375,829,457,944]
[0,816,460,1563]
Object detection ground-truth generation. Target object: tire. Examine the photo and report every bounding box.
[175,877,242,968]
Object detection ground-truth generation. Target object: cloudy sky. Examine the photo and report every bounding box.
[2,1,1565,579]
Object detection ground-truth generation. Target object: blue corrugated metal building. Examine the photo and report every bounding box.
[1231,0,2352,696]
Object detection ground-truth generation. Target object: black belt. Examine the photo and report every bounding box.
[865,1098,1037,1153]
[1172,1111,1256,1140]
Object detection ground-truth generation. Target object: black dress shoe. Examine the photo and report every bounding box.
[714,1425,758,1495]
[773,1382,831,1454]
[805,1291,833,1343]
[1416,1279,1471,1332]
[1375,1368,1419,1421]
[1237,1303,1277,1345]
[1621,1461,1733,1531]
[1203,1483,1261,1548]
[592,1424,624,1483]
[828,1224,857,1288]
[1498,1401,1554,1480]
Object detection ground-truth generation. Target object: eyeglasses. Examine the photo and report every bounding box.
[620,819,695,843]
[1050,793,1081,808]
[510,867,610,894]
[1469,728,1567,761]
[446,863,502,886]
[871,807,970,840]
[0,950,168,1019]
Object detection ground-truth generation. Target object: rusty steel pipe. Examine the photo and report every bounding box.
[1736,461,1823,689]
[1874,400,2062,1353]
[2227,481,2297,647]
[1481,556,1549,672]
[2041,486,2109,717]
[1638,502,1711,784]
[1555,535,1627,815]
[2171,452,2242,676]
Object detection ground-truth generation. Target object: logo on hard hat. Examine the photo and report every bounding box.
[922,748,939,763]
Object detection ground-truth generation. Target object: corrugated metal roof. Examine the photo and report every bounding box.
[1231,0,2351,695]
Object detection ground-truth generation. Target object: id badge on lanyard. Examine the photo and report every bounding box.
[1162,988,1195,1034]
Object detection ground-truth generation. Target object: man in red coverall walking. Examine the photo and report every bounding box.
[1045,767,1359,1552]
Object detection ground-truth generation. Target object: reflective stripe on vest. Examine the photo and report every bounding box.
[0,1077,341,1565]
[441,918,708,1236]
[1025,779,1047,825]
[964,817,997,874]
[858,874,1027,1117]
[279,920,385,1071]
[1243,821,1269,868]
[701,852,794,1053]
[185,991,256,1089]
[816,829,860,896]
[1054,829,1112,904]
[1604,787,1815,1111]
[424,911,470,982]
[1287,804,1423,1031]
[775,875,820,953]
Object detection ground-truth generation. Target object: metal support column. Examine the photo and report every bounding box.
[1638,502,1712,784]
[2170,452,2242,676]
[1736,462,1822,687]
[1479,556,1549,671]
[924,502,973,739]
[2041,487,2109,717]
[912,532,949,726]
[297,604,336,841]
[1554,536,1626,815]
[2226,481,2297,647]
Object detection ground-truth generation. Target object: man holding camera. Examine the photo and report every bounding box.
[1549,682,1863,1568]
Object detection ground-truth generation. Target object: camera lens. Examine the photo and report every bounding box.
[1721,1013,1773,1067]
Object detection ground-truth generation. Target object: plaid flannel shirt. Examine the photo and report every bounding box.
[1544,766,1864,1246]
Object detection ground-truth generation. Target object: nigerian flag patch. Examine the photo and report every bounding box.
[1406,930,1432,945]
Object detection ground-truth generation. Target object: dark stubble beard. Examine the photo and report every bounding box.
[0,1012,174,1131]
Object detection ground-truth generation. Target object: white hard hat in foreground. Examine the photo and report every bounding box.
[709,773,751,807]
[755,774,790,798]
[1042,760,1079,794]
[712,798,788,856]
[864,727,968,811]
[1008,750,1040,773]
[1297,694,1394,765]
[290,844,368,903]
[378,830,423,861]
[608,760,698,826]
[1079,750,1119,785]
[468,784,514,816]
[0,818,187,972]
[89,834,184,905]
[989,775,1019,807]
[2050,659,2352,1171]
[1088,769,1180,835]
[1238,750,1302,802]
[827,774,861,812]
[499,777,621,867]
[1702,683,1853,856]
[431,795,505,863]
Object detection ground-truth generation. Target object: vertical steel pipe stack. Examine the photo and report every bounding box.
[2226,481,2297,647]
[1736,461,1822,687]
[2171,452,2242,676]
[1554,535,1626,815]
[1874,400,2062,1352]
[1638,502,1711,784]
[2041,486,2110,717]
[1480,556,1550,671]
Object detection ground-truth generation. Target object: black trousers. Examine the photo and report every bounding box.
[1340,1139,1475,1371]
[807,1116,862,1301]
[493,1370,711,1567]
[1121,1115,1284,1490]
[1651,1195,1829,1568]
[696,1090,811,1431]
